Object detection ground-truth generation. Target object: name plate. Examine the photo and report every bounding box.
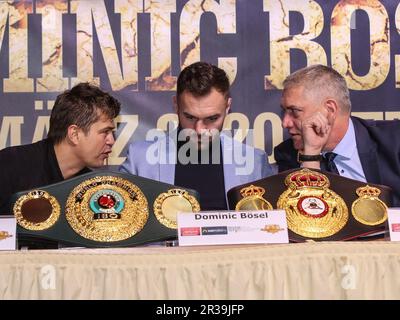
[0,216,16,250]
[177,210,288,246]
[388,208,400,241]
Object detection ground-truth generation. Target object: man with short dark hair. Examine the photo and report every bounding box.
[121,62,273,210]
[0,82,121,214]
[274,64,400,205]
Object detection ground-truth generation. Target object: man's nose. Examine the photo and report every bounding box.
[107,132,115,145]
[194,120,207,134]
[282,113,293,129]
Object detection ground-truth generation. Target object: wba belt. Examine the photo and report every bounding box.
[10,171,200,248]
[228,168,392,242]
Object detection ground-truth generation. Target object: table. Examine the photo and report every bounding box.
[1,241,399,299]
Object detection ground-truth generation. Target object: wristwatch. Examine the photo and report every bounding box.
[297,152,323,163]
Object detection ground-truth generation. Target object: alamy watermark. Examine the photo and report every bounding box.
[341,264,356,290]
[145,128,257,176]
[40,264,56,290]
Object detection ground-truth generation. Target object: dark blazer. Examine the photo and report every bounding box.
[274,116,400,206]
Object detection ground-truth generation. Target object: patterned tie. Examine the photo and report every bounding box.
[323,152,339,174]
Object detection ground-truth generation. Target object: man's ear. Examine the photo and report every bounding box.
[173,95,178,113]
[325,98,339,121]
[226,97,232,114]
[325,98,338,114]
[67,125,80,145]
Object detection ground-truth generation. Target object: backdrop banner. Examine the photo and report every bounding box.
[1,0,399,164]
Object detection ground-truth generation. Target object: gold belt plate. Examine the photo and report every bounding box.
[277,169,348,238]
[65,176,149,242]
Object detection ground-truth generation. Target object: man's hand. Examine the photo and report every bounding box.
[298,111,331,170]
[301,111,331,155]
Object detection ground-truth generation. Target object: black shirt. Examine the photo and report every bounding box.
[174,138,227,211]
[0,138,90,214]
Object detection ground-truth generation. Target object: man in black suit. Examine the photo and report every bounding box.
[274,64,400,205]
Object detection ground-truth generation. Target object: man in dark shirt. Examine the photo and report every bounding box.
[174,133,227,210]
[121,62,273,209]
[0,83,121,214]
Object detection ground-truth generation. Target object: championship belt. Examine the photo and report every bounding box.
[11,171,200,248]
[227,168,392,241]
[276,169,348,238]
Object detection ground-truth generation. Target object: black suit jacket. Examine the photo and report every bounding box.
[274,116,400,206]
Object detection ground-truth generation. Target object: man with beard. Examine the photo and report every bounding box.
[121,62,273,210]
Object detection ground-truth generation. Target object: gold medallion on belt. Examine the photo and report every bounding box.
[65,176,149,242]
[235,185,273,211]
[351,185,388,226]
[277,169,348,238]
[153,189,200,229]
[14,190,61,231]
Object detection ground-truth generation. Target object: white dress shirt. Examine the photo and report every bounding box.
[323,119,366,182]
